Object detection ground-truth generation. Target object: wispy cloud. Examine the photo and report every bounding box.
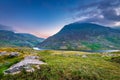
[73,0,120,27]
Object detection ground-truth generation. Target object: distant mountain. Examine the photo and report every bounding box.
[39,23,120,50]
[0,30,44,47]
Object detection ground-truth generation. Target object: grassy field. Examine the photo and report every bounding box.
[0,48,120,80]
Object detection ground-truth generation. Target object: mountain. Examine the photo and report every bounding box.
[114,27,120,30]
[0,30,44,47]
[38,23,120,50]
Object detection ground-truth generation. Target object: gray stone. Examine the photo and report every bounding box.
[108,54,114,56]
[4,56,46,74]
[0,51,7,56]
[9,52,19,57]
[82,55,87,58]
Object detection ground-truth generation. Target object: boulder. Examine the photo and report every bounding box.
[82,55,87,58]
[9,52,19,57]
[0,51,7,56]
[4,56,46,74]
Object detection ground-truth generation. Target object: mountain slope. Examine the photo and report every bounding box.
[39,23,120,50]
[0,30,44,47]
[114,27,120,30]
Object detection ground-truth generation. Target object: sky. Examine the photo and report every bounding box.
[0,0,120,38]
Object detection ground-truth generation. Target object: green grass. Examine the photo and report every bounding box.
[81,42,102,50]
[110,56,120,64]
[0,54,23,77]
[0,48,120,80]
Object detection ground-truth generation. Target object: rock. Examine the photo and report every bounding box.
[108,54,114,56]
[82,55,87,58]
[4,56,46,74]
[9,52,19,57]
[101,53,115,57]
[0,51,7,56]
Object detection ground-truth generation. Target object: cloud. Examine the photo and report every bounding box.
[0,24,13,31]
[73,0,120,27]
[98,0,120,21]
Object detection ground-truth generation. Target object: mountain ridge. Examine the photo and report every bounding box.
[38,23,120,50]
[0,30,44,47]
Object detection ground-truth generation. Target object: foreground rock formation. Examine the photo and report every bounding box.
[4,56,46,74]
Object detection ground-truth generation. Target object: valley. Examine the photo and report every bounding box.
[0,0,120,80]
[0,23,120,80]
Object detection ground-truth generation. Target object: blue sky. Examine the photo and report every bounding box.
[0,0,120,38]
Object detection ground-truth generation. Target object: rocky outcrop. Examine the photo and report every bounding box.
[9,52,19,57]
[0,51,19,57]
[4,56,46,74]
[0,51,7,56]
